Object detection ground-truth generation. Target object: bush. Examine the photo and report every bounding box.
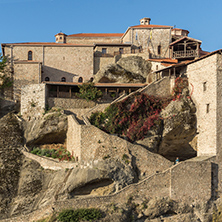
[77,83,103,101]
[31,146,74,161]
[90,93,171,142]
[57,208,102,222]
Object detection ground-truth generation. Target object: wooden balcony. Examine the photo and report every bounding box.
[173,50,198,59]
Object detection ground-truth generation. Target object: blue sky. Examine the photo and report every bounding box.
[0,0,222,54]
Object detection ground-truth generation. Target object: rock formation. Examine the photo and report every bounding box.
[23,107,68,146]
[158,89,197,160]
[93,56,151,83]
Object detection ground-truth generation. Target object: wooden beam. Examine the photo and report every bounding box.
[57,86,59,98]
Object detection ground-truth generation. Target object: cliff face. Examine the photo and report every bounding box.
[0,113,24,218]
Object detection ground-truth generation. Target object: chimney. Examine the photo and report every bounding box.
[140,17,151,25]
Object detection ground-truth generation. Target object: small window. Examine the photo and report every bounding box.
[158,45,161,55]
[61,77,66,82]
[60,37,62,40]
[28,51,32,60]
[78,77,83,83]
[89,77,93,82]
[119,48,123,54]
[45,77,50,81]
[135,32,138,40]
[102,48,107,54]
[206,104,210,113]
[203,82,207,91]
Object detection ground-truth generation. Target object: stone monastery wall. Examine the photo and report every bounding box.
[21,83,47,120]
[123,28,171,58]
[67,36,122,44]
[47,97,96,109]
[4,45,94,83]
[13,61,41,101]
[187,54,217,156]
[140,76,173,97]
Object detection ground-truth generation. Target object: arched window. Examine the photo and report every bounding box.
[89,77,93,82]
[28,51,33,60]
[78,77,83,83]
[45,77,50,81]
[158,45,161,55]
[61,77,66,82]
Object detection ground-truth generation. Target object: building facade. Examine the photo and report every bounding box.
[1,17,205,101]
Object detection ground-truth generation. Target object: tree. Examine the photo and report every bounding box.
[78,82,103,101]
[0,54,12,89]
[0,53,7,73]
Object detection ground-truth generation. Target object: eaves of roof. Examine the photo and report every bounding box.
[170,36,202,46]
[67,33,123,38]
[44,81,147,88]
[1,42,94,47]
[121,24,173,40]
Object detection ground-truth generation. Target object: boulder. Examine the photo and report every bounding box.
[93,56,151,83]
[24,107,68,145]
[117,56,152,79]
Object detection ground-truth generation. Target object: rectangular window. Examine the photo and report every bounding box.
[203,82,207,91]
[206,104,210,113]
[102,48,107,54]
[119,48,123,54]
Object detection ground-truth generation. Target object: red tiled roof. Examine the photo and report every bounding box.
[2,42,94,47]
[130,24,172,29]
[148,58,178,63]
[67,33,124,38]
[170,36,202,46]
[55,32,67,36]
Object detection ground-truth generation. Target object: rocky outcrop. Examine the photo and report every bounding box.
[0,113,24,219]
[158,89,197,160]
[93,56,151,83]
[24,107,68,145]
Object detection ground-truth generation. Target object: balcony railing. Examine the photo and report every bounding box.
[173,50,198,58]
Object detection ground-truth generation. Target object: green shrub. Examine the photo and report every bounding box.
[77,83,103,101]
[57,208,102,222]
[30,147,74,161]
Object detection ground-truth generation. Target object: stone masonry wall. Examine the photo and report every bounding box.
[170,161,212,201]
[47,97,96,109]
[94,56,116,74]
[66,36,122,44]
[6,45,94,84]
[216,53,222,194]
[141,76,172,97]
[13,61,41,101]
[21,83,47,120]
[67,115,82,160]
[122,28,171,58]
[187,54,217,156]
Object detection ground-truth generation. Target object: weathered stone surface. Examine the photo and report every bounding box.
[24,107,68,145]
[0,113,24,219]
[159,90,197,160]
[117,56,152,79]
[93,56,151,83]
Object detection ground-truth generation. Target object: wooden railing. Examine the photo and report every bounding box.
[173,50,198,58]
